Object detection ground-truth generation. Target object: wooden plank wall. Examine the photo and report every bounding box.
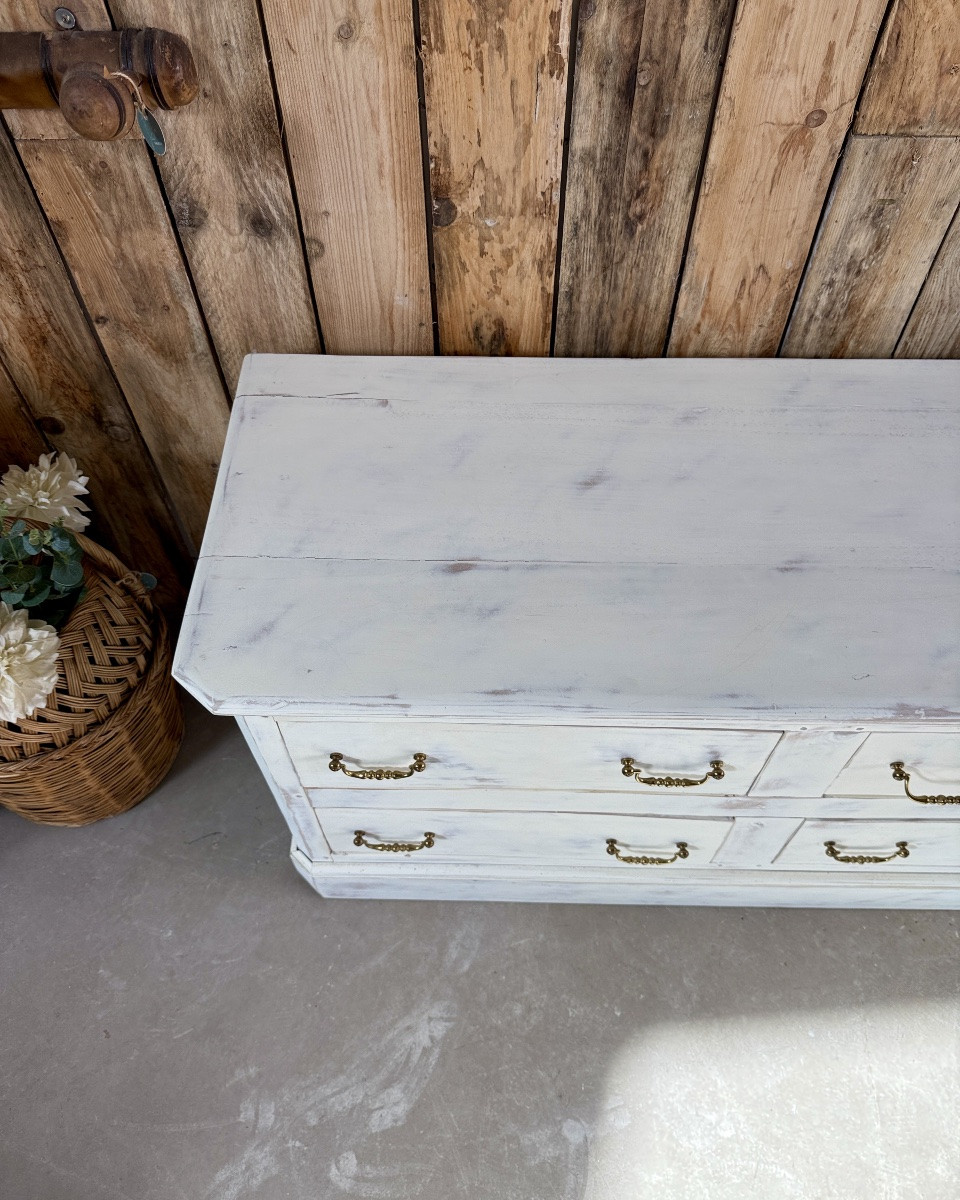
[2,0,958,607]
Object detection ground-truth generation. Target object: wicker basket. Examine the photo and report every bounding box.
[0,529,184,825]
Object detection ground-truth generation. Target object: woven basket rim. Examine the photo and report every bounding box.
[0,521,156,752]
[0,606,172,778]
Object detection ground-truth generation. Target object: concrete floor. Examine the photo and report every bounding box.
[1,696,958,1200]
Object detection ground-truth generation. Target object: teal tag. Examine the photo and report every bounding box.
[136,107,166,156]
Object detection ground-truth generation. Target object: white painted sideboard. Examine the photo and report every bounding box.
[174,355,960,907]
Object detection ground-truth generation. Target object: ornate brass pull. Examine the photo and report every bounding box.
[890,762,960,805]
[606,838,689,865]
[329,752,427,780]
[824,840,909,865]
[353,831,435,853]
[621,757,724,787]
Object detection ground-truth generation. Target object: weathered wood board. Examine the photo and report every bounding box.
[109,0,322,392]
[555,0,735,357]
[856,0,960,136]
[260,0,432,354]
[783,136,960,357]
[0,360,47,470]
[19,139,230,550]
[896,208,960,358]
[669,0,890,356]
[0,127,190,603]
[419,0,572,355]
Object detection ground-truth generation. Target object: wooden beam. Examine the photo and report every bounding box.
[18,138,230,549]
[782,136,960,357]
[260,0,432,354]
[555,0,734,357]
[419,0,573,355]
[896,207,960,357]
[0,126,190,605]
[108,0,321,392]
[668,0,889,357]
[0,358,48,470]
[856,0,960,136]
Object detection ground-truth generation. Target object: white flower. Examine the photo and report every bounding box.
[0,452,90,532]
[0,602,60,724]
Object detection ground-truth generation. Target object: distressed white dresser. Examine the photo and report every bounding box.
[174,356,960,908]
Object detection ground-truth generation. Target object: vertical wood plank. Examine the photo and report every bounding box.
[420,0,572,356]
[260,0,432,354]
[782,136,960,357]
[555,0,734,357]
[895,208,960,357]
[856,0,960,135]
[108,0,322,391]
[0,360,48,470]
[0,128,190,604]
[19,139,230,548]
[668,0,889,357]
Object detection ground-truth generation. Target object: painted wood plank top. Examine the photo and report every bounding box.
[555,0,734,357]
[855,0,960,136]
[896,208,960,358]
[420,0,572,355]
[0,127,190,604]
[260,0,432,354]
[175,356,960,723]
[782,136,960,357]
[19,139,230,550]
[110,0,322,393]
[668,0,889,356]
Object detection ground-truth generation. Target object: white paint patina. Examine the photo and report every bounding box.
[175,355,960,907]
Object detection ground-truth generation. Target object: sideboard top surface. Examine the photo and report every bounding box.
[174,356,960,724]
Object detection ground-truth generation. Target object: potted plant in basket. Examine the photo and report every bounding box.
[0,453,91,725]
[0,452,181,825]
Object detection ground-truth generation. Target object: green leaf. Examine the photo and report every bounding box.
[7,519,26,537]
[6,563,37,587]
[49,528,74,554]
[0,536,27,562]
[1,589,25,605]
[20,584,51,607]
[50,558,84,589]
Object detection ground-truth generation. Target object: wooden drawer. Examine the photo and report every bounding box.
[279,720,780,796]
[317,807,734,866]
[826,734,960,802]
[773,820,960,871]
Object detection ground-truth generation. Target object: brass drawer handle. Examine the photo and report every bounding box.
[621,757,725,787]
[329,752,427,780]
[353,830,436,853]
[824,840,909,865]
[890,761,960,805]
[606,838,689,865]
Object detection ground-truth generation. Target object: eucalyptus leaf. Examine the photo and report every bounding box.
[50,559,84,589]
[140,572,158,591]
[20,584,51,608]
[1,590,25,605]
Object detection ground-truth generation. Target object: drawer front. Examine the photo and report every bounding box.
[827,734,960,802]
[280,720,781,796]
[318,808,734,866]
[773,820,960,871]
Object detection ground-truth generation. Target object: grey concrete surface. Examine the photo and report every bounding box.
[1,695,958,1200]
